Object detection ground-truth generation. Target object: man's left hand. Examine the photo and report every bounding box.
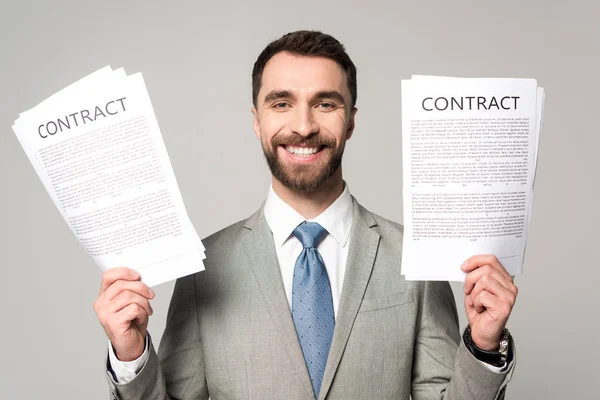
[461,254,518,351]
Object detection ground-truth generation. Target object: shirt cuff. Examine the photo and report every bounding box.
[478,359,507,373]
[107,335,150,383]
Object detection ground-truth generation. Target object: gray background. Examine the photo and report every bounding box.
[1,0,598,399]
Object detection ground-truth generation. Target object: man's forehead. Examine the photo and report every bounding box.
[259,52,349,100]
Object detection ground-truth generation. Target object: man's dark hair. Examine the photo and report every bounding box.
[252,30,357,108]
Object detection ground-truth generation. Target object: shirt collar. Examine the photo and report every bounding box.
[264,183,353,248]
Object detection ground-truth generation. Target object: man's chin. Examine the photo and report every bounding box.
[264,149,343,193]
[273,164,341,193]
[281,178,324,193]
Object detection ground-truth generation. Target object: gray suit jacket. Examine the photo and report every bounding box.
[106,198,515,399]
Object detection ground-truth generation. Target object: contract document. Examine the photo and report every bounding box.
[401,75,545,281]
[12,66,205,287]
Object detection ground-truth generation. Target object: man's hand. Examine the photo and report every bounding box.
[93,267,155,361]
[461,255,518,351]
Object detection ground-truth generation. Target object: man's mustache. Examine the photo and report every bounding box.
[271,134,335,148]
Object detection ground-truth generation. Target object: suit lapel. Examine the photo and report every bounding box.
[242,207,315,400]
[318,199,380,400]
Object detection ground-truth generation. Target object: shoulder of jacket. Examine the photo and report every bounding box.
[202,218,248,251]
[359,205,404,240]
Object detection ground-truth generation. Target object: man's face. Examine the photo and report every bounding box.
[252,51,357,193]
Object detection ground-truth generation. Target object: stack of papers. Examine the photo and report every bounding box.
[12,66,205,287]
[400,75,545,281]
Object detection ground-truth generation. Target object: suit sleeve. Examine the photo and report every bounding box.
[105,274,209,400]
[410,281,515,400]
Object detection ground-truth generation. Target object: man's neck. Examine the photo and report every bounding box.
[272,171,345,220]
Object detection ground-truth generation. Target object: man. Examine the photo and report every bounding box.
[95,30,518,400]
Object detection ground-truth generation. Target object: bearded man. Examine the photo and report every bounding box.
[95,30,517,400]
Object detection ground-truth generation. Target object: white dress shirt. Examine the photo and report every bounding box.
[108,183,503,382]
[263,183,353,318]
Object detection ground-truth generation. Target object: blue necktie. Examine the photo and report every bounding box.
[292,222,335,398]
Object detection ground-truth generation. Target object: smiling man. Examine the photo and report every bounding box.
[97,30,517,400]
[252,49,356,220]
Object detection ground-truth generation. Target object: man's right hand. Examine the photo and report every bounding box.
[94,267,155,362]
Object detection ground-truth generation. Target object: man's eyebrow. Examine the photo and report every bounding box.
[314,90,346,104]
[263,90,294,104]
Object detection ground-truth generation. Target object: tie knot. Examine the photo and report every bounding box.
[293,222,328,249]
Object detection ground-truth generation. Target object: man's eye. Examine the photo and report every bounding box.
[273,102,289,109]
[317,102,337,110]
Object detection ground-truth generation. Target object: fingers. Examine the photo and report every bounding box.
[463,255,517,350]
[103,279,155,302]
[100,267,141,293]
[472,290,511,316]
[94,267,154,331]
[461,254,514,282]
[467,274,516,310]
[464,264,516,295]
[117,303,148,330]
[110,290,153,316]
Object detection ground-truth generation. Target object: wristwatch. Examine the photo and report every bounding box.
[463,324,511,368]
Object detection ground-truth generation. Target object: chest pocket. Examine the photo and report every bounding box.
[358,289,415,313]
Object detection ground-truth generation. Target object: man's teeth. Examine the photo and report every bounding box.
[284,146,320,156]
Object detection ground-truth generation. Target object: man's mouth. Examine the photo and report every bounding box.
[283,145,325,157]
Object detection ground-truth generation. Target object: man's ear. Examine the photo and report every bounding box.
[346,106,358,140]
[251,107,261,140]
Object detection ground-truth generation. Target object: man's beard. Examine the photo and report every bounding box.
[262,134,344,193]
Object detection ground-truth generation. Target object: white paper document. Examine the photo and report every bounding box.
[12,66,205,287]
[401,75,545,281]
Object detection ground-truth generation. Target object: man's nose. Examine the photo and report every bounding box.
[289,104,319,137]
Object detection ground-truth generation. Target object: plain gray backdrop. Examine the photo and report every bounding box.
[1,1,598,399]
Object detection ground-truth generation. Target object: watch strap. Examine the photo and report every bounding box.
[463,325,510,368]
